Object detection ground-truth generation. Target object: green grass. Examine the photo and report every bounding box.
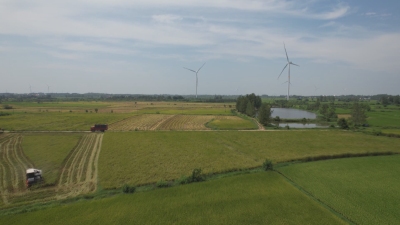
[22,134,82,185]
[1,172,346,225]
[367,110,400,127]
[207,119,257,130]
[99,131,400,188]
[335,108,351,114]
[0,112,135,131]
[278,155,400,225]
[381,129,400,135]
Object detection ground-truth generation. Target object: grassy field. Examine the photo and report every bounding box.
[278,155,400,225]
[99,131,400,188]
[3,102,108,108]
[367,110,400,127]
[22,134,82,185]
[1,172,346,225]
[381,129,400,135]
[0,112,135,131]
[207,119,257,130]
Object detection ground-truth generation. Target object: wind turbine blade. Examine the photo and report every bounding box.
[197,63,206,73]
[282,81,288,85]
[183,67,196,73]
[278,64,288,79]
[291,63,300,67]
[283,42,289,62]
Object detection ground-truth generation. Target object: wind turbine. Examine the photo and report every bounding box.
[29,83,33,93]
[46,84,51,93]
[183,63,205,98]
[278,43,299,101]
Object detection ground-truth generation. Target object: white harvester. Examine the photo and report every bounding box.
[26,168,43,187]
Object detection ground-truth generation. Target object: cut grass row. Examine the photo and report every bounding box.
[1,172,346,225]
[278,155,400,225]
[99,130,400,188]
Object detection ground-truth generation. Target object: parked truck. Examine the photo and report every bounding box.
[26,168,43,187]
[90,124,108,132]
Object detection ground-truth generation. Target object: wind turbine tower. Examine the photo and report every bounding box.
[183,63,206,98]
[46,84,50,93]
[278,43,299,100]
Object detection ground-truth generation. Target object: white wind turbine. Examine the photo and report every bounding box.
[184,63,206,98]
[46,84,51,93]
[29,83,33,93]
[278,43,299,100]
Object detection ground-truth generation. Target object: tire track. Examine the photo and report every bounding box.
[56,133,103,198]
[58,135,87,185]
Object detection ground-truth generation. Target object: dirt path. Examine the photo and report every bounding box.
[252,119,265,131]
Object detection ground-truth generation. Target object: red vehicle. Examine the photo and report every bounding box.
[91,124,108,132]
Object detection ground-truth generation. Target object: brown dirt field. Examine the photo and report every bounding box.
[337,114,351,119]
[108,114,174,131]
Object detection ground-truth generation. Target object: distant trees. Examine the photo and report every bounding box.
[236,93,261,117]
[350,102,367,126]
[258,103,272,125]
[319,102,337,121]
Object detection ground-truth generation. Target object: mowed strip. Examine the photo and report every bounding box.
[58,133,103,197]
[0,134,34,205]
[1,173,346,225]
[108,114,173,131]
[157,115,242,130]
[99,131,400,188]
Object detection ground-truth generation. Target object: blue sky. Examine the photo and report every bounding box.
[1,0,399,96]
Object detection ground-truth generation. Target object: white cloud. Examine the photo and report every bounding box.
[366,12,376,16]
[152,15,182,23]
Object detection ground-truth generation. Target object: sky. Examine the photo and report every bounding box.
[1,0,399,96]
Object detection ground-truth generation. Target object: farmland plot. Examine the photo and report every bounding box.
[157,115,242,130]
[0,133,103,208]
[109,114,173,131]
[0,134,34,206]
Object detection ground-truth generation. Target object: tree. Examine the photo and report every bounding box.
[315,98,321,110]
[328,102,337,119]
[95,108,98,113]
[381,97,389,107]
[337,118,349,129]
[350,102,367,126]
[246,101,255,117]
[258,103,272,125]
[319,104,329,120]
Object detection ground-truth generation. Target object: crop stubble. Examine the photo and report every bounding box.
[0,133,103,207]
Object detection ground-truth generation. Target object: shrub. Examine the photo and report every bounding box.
[122,184,136,193]
[156,179,169,188]
[285,125,290,130]
[188,168,205,183]
[176,175,189,185]
[372,130,383,136]
[329,124,335,128]
[337,118,349,129]
[274,116,281,122]
[262,159,273,171]
[3,105,13,109]
[86,110,88,113]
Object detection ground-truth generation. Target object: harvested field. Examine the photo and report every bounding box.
[57,133,103,199]
[0,133,103,208]
[0,134,34,206]
[157,115,242,130]
[109,114,173,131]
[337,114,351,119]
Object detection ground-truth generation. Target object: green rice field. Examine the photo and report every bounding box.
[99,130,400,188]
[1,172,346,225]
[207,119,257,130]
[278,155,400,225]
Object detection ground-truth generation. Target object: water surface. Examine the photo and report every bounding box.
[271,108,317,119]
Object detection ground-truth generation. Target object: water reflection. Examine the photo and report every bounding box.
[273,123,329,128]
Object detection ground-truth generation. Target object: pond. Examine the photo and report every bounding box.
[271,108,317,119]
[272,123,329,128]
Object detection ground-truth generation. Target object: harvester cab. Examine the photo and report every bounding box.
[26,168,43,187]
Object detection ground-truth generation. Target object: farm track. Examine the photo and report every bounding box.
[57,133,103,199]
[0,134,33,206]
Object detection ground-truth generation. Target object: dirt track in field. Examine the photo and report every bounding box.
[0,134,34,206]
[0,133,103,207]
[56,133,103,199]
